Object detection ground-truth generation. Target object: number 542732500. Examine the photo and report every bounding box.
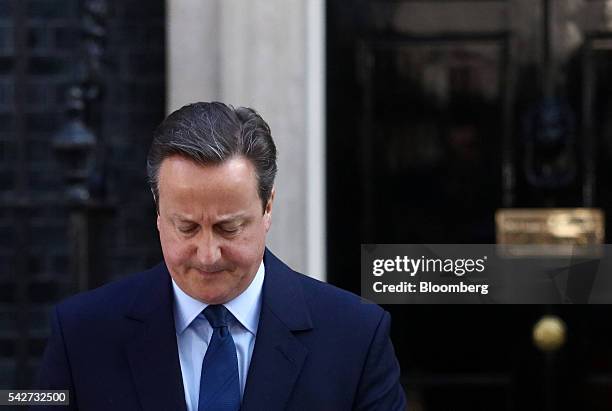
[1,390,68,405]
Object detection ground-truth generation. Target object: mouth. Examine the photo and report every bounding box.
[194,268,225,277]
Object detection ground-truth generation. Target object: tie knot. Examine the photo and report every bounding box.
[203,305,232,329]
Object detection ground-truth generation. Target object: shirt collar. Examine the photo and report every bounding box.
[172,260,265,336]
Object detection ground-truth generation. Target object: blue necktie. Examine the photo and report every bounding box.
[198,305,241,411]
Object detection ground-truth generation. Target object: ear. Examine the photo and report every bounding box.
[263,187,275,232]
[153,190,161,231]
[151,188,161,216]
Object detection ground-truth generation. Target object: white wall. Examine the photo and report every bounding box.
[166,0,326,280]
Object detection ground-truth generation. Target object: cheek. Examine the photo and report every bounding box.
[159,225,191,267]
[224,226,266,265]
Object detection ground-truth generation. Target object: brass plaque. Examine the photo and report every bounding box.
[495,208,605,256]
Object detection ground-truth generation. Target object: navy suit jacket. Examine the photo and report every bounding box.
[37,249,406,410]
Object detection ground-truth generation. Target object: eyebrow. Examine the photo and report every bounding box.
[171,213,196,223]
[216,213,250,225]
[171,213,248,224]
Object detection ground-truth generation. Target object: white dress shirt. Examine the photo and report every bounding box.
[172,261,265,411]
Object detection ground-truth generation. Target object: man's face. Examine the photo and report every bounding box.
[156,155,273,304]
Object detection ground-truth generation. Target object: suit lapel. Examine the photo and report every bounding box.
[121,251,312,411]
[241,250,313,411]
[124,264,187,411]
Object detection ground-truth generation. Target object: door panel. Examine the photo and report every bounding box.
[327,1,612,409]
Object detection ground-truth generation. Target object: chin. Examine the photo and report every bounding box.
[186,281,230,304]
[198,294,229,305]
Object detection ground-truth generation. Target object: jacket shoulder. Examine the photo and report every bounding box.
[55,263,164,320]
[294,270,386,328]
[263,248,386,329]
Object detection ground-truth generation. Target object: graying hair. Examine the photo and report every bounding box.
[146,102,278,213]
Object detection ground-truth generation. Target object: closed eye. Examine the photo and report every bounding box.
[178,225,198,234]
[218,225,240,235]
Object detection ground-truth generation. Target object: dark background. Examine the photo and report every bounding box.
[2,0,612,410]
[326,1,612,410]
[0,0,164,387]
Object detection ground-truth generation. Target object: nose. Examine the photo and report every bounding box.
[195,230,222,269]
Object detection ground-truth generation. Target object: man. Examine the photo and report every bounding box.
[37,102,406,410]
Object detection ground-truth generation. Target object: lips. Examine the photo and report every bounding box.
[194,268,225,277]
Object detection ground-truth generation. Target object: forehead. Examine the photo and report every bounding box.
[157,155,260,216]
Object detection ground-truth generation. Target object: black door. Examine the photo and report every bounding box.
[327,1,612,409]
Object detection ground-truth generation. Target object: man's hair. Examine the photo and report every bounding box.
[147,102,277,213]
